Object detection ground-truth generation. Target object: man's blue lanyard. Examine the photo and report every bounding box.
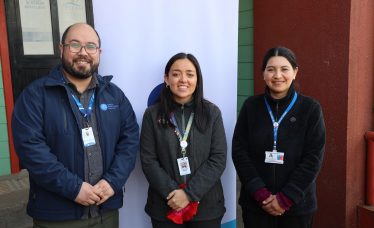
[60,74,95,124]
[71,92,95,124]
[264,92,298,151]
[170,112,194,157]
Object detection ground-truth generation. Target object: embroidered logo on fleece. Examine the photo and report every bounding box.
[100,104,119,111]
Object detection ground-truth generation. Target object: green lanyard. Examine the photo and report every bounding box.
[170,112,194,157]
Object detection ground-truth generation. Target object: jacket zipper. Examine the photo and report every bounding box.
[273,102,279,191]
[63,85,82,174]
[95,88,105,168]
[181,104,186,184]
[273,164,276,192]
[93,84,106,213]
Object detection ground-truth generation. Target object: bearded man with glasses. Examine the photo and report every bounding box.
[12,23,139,228]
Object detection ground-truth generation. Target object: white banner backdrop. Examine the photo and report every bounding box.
[93,1,238,227]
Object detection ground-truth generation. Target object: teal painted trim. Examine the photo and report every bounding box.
[239,0,251,11]
[238,62,254,80]
[221,219,236,228]
[237,0,254,115]
[239,10,253,28]
[0,158,11,175]
[0,58,11,176]
[238,45,253,61]
[0,107,6,123]
[238,29,253,46]
[0,117,8,141]
[0,88,5,106]
[238,79,253,96]
[0,60,3,88]
[0,141,10,158]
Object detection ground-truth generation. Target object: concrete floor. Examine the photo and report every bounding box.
[0,169,32,228]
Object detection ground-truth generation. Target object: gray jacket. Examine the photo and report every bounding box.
[140,101,227,221]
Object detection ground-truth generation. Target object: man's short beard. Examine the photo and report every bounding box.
[62,56,99,80]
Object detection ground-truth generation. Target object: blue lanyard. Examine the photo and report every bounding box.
[61,74,95,122]
[264,92,298,151]
[71,92,95,122]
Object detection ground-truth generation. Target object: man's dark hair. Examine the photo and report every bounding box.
[61,23,101,47]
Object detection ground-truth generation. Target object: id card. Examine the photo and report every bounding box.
[177,157,191,176]
[82,127,96,147]
[264,151,284,164]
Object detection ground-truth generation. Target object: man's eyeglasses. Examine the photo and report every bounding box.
[63,42,99,54]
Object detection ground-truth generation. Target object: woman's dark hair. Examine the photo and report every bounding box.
[158,52,209,132]
[261,46,298,71]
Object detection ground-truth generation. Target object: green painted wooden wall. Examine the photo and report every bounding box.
[0,59,11,175]
[237,0,254,113]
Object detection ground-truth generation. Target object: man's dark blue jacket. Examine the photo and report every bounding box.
[12,66,139,221]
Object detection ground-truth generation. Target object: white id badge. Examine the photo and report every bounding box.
[177,157,191,176]
[82,127,96,147]
[264,151,284,164]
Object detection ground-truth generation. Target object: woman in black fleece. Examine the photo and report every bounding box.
[141,53,227,228]
[232,46,326,228]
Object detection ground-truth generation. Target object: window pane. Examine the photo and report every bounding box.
[58,0,87,40]
[19,0,54,55]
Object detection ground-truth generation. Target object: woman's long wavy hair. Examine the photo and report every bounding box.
[157,52,210,132]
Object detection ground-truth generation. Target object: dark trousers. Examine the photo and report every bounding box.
[242,209,314,228]
[151,217,222,228]
[33,210,119,228]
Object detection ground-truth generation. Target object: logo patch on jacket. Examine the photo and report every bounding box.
[100,104,119,111]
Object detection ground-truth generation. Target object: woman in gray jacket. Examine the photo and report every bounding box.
[140,53,227,228]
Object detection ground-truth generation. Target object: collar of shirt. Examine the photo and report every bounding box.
[63,74,99,95]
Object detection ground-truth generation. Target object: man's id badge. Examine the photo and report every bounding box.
[264,151,284,164]
[82,127,96,147]
[177,157,191,176]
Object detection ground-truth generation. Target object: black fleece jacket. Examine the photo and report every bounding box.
[232,85,326,215]
[141,101,227,221]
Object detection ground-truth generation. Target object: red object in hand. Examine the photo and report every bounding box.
[166,184,199,224]
[167,208,185,224]
[182,202,198,221]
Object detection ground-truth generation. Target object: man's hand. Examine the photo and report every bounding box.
[74,182,101,206]
[93,179,115,205]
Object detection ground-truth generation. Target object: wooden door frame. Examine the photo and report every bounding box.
[0,0,19,173]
